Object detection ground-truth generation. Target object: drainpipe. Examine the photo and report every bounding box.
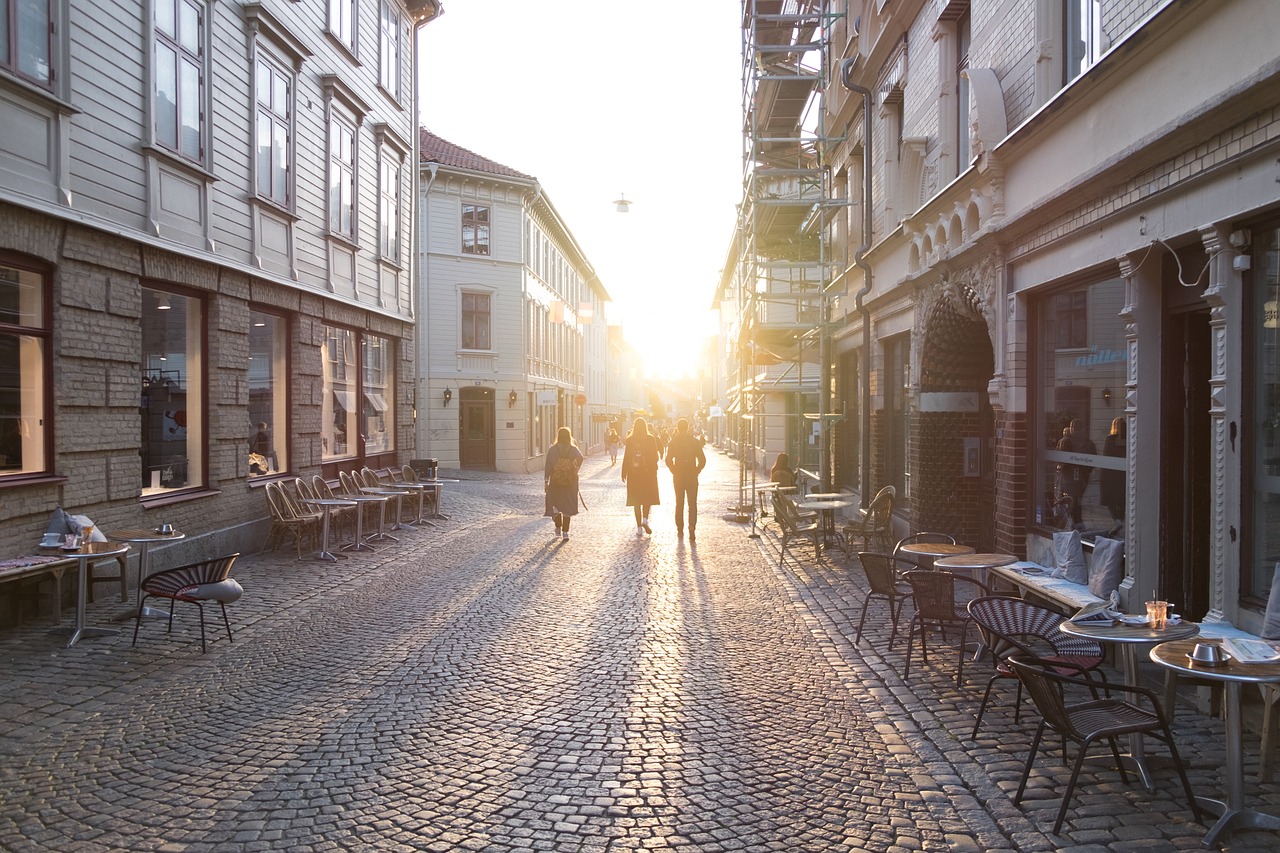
[416,161,439,456]
[841,57,874,510]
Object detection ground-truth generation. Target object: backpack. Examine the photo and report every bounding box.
[549,456,577,488]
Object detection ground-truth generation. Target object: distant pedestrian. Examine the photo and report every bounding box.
[622,416,661,535]
[544,427,584,540]
[666,418,706,541]
[606,428,621,465]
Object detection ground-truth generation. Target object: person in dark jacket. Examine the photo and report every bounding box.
[544,427,584,540]
[666,418,707,541]
[622,416,661,535]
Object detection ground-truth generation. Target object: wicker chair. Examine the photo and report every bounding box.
[772,490,822,566]
[263,482,318,559]
[902,570,989,679]
[853,552,915,646]
[843,486,896,554]
[131,553,241,653]
[1008,654,1201,835]
[964,596,1107,738]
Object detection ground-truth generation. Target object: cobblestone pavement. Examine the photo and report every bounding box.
[1,449,1279,851]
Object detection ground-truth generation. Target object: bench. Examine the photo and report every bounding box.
[988,561,1105,614]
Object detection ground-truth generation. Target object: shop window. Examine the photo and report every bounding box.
[141,288,204,496]
[248,309,287,478]
[362,334,393,455]
[322,326,357,462]
[1034,278,1126,532]
[884,334,911,501]
[322,325,395,463]
[1247,223,1280,602]
[0,258,50,477]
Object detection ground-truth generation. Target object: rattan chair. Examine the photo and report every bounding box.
[853,551,915,646]
[131,553,241,653]
[843,486,896,554]
[964,596,1107,738]
[263,481,318,559]
[902,569,989,679]
[1008,654,1201,835]
[772,490,822,566]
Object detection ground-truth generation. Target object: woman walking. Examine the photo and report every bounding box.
[544,427,584,540]
[622,416,661,535]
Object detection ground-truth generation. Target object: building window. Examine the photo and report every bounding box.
[154,0,204,163]
[248,308,287,478]
[1,0,53,87]
[884,334,911,502]
[461,292,491,350]
[1064,0,1103,85]
[379,146,402,259]
[328,115,356,238]
[254,52,293,208]
[328,0,355,53]
[379,0,402,101]
[362,334,393,456]
[462,204,490,255]
[322,326,357,462]
[1034,277,1126,531]
[955,9,971,169]
[142,288,204,496]
[1248,222,1280,602]
[0,257,49,477]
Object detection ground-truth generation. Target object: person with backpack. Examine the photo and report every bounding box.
[544,427,584,540]
[621,416,661,535]
[665,418,707,541]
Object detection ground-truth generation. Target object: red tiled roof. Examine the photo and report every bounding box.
[418,128,534,180]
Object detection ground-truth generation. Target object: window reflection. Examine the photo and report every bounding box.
[141,288,203,495]
[248,309,287,477]
[1250,224,1280,601]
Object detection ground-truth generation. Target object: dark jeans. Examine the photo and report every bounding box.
[673,475,699,531]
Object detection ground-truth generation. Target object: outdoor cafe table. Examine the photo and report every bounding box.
[107,527,187,621]
[40,540,131,648]
[300,498,356,561]
[1060,619,1200,792]
[795,498,855,554]
[934,552,1017,587]
[897,541,975,569]
[1151,638,1280,848]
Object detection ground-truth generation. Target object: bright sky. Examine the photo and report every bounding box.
[416,1,743,380]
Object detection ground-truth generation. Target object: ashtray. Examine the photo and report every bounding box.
[1187,643,1229,667]
[155,525,176,535]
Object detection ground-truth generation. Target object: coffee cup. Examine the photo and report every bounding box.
[41,533,61,547]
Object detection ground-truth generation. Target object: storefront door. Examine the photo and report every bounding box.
[459,387,495,470]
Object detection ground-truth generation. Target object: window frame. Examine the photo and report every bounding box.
[1,0,55,89]
[460,290,492,351]
[253,48,295,211]
[328,112,357,239]
[152,0,206,165]
[140,285,207,502]
[378,144,403,260]
[247,307,289,480]
[327,0,357,56]
[0,253,53,483]
[461,204,490,256]
[378,0,403,103]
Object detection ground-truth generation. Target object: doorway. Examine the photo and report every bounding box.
[459,387,495,470]
[1159,286,1211,619]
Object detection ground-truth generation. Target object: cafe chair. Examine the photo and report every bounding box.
[964,596,1107,739]
[843,486,895,554]
[313,475,356,543]
[131,554,242,654]
[263,482,318,559]
[902,570,989,679]
[1007,654,1201,835]
[853,551,915,646]
[772,490,822,566]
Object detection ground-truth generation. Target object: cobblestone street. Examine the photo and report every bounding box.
[2,448,1278,852]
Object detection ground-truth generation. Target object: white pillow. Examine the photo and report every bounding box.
[1088,536,1125,598]
[1053,530,1088,584]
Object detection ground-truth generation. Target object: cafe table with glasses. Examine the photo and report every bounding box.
[1151,638,1280,848]
[1060,616,1200,792]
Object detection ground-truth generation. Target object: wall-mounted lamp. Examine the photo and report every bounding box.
[508,389,518,407]
[157,294,172,310]
[1101,387,1113,406]
[613,193,631,213]
[443,387,453,406]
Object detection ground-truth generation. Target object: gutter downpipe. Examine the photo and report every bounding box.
[841,57,874,511]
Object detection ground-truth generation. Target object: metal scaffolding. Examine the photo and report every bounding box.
[729,0,847,521]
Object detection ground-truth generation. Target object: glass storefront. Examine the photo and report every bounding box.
[1249,223,1280,602]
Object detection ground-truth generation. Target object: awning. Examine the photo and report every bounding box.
[364,393,388,412]
[333,390,357,411]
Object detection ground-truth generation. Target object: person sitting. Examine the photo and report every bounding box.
[770,453,796,488]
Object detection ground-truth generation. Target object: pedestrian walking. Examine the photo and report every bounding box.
[606,428,621,465]
[544,427,584,540]
[622,416,660,535]
[666,418,706,541]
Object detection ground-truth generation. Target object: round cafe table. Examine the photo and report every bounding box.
[934,552,1017,586]
[43,541,131,648]
[107,527,187,621]
[1061,618,1200,792]
[795,499,855,556]
[897,541,975,569]
[1151,638,1280,848]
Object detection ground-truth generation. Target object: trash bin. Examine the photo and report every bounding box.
[410,458,439,480]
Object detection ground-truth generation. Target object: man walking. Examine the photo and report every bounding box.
[665,418,706,541]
